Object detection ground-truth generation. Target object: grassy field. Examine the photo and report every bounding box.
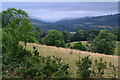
[70,41,120,56]
[26,43,119,78]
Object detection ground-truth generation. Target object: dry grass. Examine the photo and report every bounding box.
[26,43,119,78]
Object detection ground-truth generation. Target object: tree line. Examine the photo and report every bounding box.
[40,29,117,55]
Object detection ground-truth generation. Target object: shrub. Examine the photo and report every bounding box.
[91,58,107,77]
[76,55,92,78]
[16,56,69,78]
[76,55,116,78]
[109,62,117,78]
[3,46,69,79]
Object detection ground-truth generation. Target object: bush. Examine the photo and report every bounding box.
[76,55,116,78]
[16,56,69,78]
[3,46,69,79]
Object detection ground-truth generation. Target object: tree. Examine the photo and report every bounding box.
[2,8,28,27]
[72,42,86,51]
[18,18,33,49]
[42,30,65,47]
[70,30,87,42]
[27,27,41,43]
[111,29,120,41]
[2,8,40,49]
[62,31,70,43]
[2,8,32,76]
[86,29,100,42]
[2,8,69,78]
[2,8,33,68]
[91,30,116,55]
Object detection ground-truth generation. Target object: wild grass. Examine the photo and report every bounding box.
[26,43,119,78]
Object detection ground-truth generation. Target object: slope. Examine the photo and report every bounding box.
[26,43,119,78]
[29,14,118,32]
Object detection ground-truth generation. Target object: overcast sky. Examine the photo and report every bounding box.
[2,2,118,22]
[1,0,119,2]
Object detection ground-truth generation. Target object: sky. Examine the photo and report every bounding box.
[1,0,120,2]
[2,2,118,22]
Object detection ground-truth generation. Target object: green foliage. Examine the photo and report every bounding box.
[2,8,28,27]
[62,31,70,43]
[2,8,37,50]
[72,42,86,51]
[28,27,41,43]
[30,27,41,43]
[2,8,117,79]
[111,29,120,41]
[33,46,40,56]
[2,8,40,50]
[86,29,100,41]
[42,30,65,47]
[91,30,116,55]
[2,27,20,54]
[2,48,31,70]
[3,47,69,78]
[76,55,92,78]
[70,30,87,42]
[2,8,69,79]
[17,18,33,49]
[2,14,33,78]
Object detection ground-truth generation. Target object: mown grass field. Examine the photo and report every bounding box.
[26,43,119,78]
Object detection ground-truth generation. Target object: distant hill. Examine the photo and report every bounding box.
[29,14,118,32]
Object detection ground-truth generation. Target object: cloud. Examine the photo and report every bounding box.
[1,0,119,2]
[2,2,118,21]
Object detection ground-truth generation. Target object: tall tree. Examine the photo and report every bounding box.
[42,30,65,47]
[18,18,33,49]
[2,8,28,27]
[2,8,32,75]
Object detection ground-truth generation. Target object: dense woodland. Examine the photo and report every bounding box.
[1,8,119,79]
